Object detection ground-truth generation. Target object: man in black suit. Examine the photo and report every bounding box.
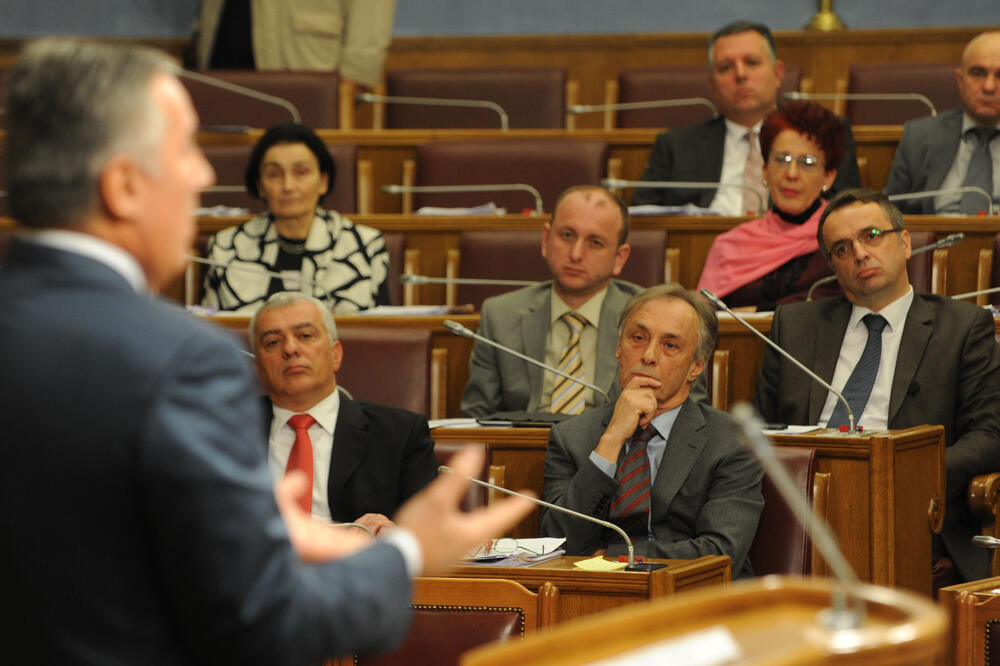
[754,189,1000,582]
[0,39,530,665]
[632,21,860,214]
[250,292,438,536]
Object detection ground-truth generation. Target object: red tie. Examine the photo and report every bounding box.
[609,426,654,540]
[285,414,316,513]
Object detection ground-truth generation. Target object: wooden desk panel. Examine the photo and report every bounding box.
[435,425,946,596]
[448,555,730,622]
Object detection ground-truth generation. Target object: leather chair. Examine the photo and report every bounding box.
[405,140,610,214]
[433,441,506,511]
[611,64,804,129]
[182,69,341,129]
[842,62,961,125]
[331,578,559,666]
[200,143,365,214]
[748,446,830,577]
[336,327,447,419]
[907,231,943,295]
[445,228,670,309]
[380,67,570,129]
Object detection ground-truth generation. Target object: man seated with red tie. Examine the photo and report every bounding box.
[250,292,438,535]
[540,284,764,578]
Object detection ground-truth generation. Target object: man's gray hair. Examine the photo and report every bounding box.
[5,39,176,228]
[617,283,719,363]
[248,292,338,350]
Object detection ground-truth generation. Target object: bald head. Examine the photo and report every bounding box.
[957,31,1000,127]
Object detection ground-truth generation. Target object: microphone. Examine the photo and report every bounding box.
[178,69,301,124]
[730,403,864,629]
[187,255,333,309]
[806,232,965,301]
[438,465,662,571]
[888,187,995,215]
[382,183,544,216]
[783,91,937,117]
[601,178,765,216]
[356,92,509,130]
[699,288,857,434]
[443,319,611,404]
[400,274,536,287]
[566,97,717,116]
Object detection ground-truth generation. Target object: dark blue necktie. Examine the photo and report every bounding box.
[827,314,888,428]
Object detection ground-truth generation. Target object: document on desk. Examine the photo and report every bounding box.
[464,538,566,567]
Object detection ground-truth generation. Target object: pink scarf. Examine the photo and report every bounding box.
[697,202,828,299]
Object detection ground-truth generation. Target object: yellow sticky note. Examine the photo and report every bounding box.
[573,556,627,571]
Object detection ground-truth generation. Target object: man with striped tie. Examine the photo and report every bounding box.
[461,185,641,419]
[541,284,764,578]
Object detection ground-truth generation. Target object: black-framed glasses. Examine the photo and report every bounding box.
[827,227,903,261]
[769,152,824,171]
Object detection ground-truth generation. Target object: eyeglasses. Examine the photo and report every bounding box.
[769,152,824,171]
[827,227,903,261]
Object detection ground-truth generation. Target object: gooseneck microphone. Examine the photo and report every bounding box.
[356,92,509,130]
[400,274,536,287]
[567,97,717,116]
[783,91,937,117]
[730,403,864,629]
[179,69,301,123]
[889,187,994,215]
[699,288,856,434]
[805,232,966,301]
[381,183,544,216]
[438,466,662,571]
[443,319,611,403]
[188,255,333,309]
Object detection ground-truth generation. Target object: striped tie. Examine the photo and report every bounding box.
[609,426,654,541]
[827,314,888,428]
[551,311,589,415]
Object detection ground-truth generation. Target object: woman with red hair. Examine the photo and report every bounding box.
[698,101,847,309]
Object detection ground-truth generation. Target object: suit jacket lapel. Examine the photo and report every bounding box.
[650,401,706,517]
[521,287,551,410]
[327,397,369,512]
[926,110,965,192]
[808,299,852,423]
[888,295,933,423]
[702,119,727,207]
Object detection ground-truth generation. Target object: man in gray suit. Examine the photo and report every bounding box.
[884,31,1000,214]
[462,185,640,418]
[0,39,530,665]
[632,21,860,214]
[754,189,1000,583]
[541,284,764,579]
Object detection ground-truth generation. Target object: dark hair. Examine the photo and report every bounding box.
[708,21,778,66]
[816,189,906,258]
[759,101,846,173]
[6,39,173,228]
[551,185,631,246]
[244,122,336,202]
[618,283,719,364]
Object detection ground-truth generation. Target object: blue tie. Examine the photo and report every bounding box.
[827,314,888,428]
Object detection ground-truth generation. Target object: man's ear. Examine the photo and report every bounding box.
[100,154,147,221]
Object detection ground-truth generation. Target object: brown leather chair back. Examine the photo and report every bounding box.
[200,143,358,214]
[616,64,802,128]
[385,68,566,129]
[350,578,558,666]
[907,231,937,295]
[748,446,818,576]
[414,140,608,214]
[846,62,960,125]
[454,228,665,310]
[183,69,340,129]
[336,327,434,414]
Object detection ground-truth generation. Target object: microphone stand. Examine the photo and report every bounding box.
[699,288,856,433]
[567,97,717,116]
[382,183,544,216]
[889,187,994,215]
[783,91,937,117]
[179,69,301,123]
[400,274,536,287]
[356,92,509,130]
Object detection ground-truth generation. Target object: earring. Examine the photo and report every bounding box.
[822,184,830,193]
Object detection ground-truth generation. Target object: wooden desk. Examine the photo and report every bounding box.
[435,424,946,596]
[447,555,730,622]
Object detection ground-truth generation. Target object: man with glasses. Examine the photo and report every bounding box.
[753,188,1000,583]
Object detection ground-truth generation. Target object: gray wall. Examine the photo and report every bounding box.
[2,1,998,39]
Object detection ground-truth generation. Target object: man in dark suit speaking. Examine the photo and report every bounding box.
[0,39,531,665]
[754,189,1000,583]
[541,284,764,578]
[250,292,438,536]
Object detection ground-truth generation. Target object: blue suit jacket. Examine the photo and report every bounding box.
[0,238,411,664]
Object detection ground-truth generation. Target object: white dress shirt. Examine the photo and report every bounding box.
[819,287,914,430]
[709,119,764,217]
